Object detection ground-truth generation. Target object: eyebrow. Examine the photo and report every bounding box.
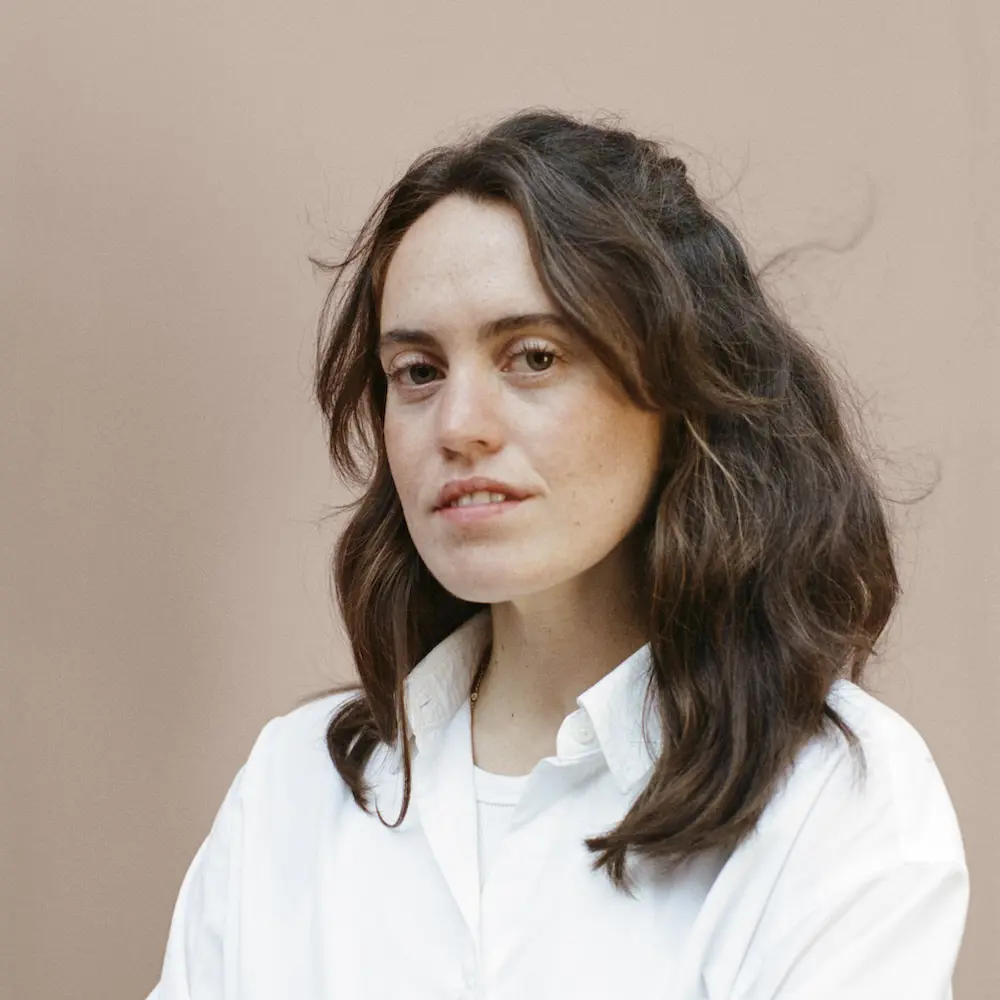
[378,312,570,351]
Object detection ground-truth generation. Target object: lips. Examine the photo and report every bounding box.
[434,476,533,510]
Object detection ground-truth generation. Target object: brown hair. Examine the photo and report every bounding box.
[307,108,901,894]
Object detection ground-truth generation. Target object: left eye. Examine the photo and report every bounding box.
[510,349,556,372]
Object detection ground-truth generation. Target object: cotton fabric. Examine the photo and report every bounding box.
[472,766,530,888]
[146,610,968,999]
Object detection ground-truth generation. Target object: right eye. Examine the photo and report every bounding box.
[387,360,441,387]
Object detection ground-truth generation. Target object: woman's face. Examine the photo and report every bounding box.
[378,194,662,606]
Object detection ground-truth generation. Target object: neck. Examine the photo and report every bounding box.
[478,545,649,728]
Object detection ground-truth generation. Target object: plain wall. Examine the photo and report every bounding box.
[2,1,997,996]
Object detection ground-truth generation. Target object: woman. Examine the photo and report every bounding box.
[147,109,968,999]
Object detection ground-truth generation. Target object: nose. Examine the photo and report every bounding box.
[435,364,505,460]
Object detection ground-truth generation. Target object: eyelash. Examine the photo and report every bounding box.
[385,339,562,387]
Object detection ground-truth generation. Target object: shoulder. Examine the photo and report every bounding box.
[826,678,934,759]
[702,683,970,998]
[236,689,363,810]
[829,679,961,853]
[762,679,965,868]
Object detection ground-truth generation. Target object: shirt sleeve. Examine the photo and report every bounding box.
[144,762,247,1000]
[734,856,969,1000]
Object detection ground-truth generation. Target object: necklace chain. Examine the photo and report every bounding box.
[469,645,491,710]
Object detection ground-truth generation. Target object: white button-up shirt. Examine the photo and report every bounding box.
[147,611,969,999]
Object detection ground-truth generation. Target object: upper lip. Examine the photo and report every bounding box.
[435,477,533,510]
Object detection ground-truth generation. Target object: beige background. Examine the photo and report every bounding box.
[2,2,997,997]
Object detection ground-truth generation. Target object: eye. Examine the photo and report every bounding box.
[405,362,439,385]
[385,358,441,386]
[507,342,560,374]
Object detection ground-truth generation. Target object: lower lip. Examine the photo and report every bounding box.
[435,498,529,524]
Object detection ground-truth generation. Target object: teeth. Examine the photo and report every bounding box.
[452,490,509,507]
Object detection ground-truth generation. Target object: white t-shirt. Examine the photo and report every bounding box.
[472,765,531,890]
[146,611,968,999]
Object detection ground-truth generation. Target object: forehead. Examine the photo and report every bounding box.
[379,194,556,333]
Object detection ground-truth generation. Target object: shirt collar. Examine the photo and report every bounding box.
[403,610,663,794]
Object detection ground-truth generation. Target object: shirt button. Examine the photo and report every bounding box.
[570,713,596,746]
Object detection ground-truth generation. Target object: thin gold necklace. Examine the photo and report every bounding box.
[469,645,491,711]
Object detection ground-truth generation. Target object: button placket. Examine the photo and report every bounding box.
[462,952,477,987]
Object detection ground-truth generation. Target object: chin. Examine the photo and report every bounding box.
[424,558,546,606]
[434,574,522,606]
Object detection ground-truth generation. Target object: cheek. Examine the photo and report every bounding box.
[553,409,660,518]
[383,414,420,504]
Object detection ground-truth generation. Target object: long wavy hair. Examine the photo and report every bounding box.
[307,107,901,894]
